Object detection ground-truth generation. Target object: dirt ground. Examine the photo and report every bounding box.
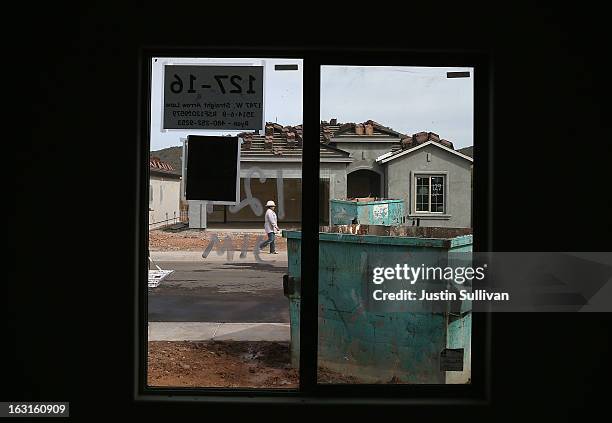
[149,229,288,252]
[148,341,358,388]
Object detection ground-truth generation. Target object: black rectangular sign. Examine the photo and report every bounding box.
[185,135,240,203]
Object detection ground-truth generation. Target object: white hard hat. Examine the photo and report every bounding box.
[266,200,276,207]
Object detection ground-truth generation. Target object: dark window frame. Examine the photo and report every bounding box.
[135,47,492,405]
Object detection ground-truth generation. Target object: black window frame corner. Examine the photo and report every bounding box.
[135,46,493,405]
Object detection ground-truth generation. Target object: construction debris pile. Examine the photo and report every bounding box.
[321,224,472,238]
[346,196,383,202]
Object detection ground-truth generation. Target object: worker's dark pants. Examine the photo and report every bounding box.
[259,231,276,253]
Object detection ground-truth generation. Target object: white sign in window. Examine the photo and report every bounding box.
[163,65,264,131]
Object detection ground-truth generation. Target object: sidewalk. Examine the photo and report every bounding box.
[148,322,290,342]
[150,250,288,263]
[205,223,301,233]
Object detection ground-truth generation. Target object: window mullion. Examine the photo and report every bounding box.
[299,56,320,394]
[428,176,432,212]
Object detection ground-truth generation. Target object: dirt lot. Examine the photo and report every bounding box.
[148,341,357,388]
[149,229,288,252]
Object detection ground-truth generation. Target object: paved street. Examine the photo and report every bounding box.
[148,252,290,323]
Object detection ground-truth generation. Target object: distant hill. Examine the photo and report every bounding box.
[150,146,182,172]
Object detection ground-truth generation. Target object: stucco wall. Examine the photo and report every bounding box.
[149,176,181,229]
[385,144,472,228]
[333,141,394,174]
[333,141,395,197]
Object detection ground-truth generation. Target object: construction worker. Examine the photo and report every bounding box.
[259,200,279,254]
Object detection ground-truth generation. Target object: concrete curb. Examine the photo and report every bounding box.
[148,322,290,342]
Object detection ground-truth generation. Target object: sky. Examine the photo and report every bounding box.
[150,58,473,151]
[321,66,473,149]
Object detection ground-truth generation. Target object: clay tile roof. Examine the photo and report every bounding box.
[391,131,457,157]
[237,119,454,161]
[150,156,174,171]
[149,156,181,177]
[237,122,351,161]
[320,119,406,140]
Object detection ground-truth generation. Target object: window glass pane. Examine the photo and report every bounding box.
[431,177,444,194]
[147,57,303,389]
[317,65,474,385]
[416,176,430,211]
[431,202,444,213]
[417,198,429,212]
[431,176,444,213]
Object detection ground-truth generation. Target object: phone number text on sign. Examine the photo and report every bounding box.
[163,65,264,130]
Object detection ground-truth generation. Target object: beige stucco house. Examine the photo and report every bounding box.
[149,157,182,229]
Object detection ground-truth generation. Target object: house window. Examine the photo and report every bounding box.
[159,185,163,203]
[149,184,153,205]
[415,175,445,213]
[140,52,486,400]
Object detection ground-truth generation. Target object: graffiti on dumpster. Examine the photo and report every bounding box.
[388,204,403,225]
[331,206,353,224]
[372,203,388,221]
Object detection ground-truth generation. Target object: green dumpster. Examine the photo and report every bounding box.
[330,199,404,226]
[283,226,472,384]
